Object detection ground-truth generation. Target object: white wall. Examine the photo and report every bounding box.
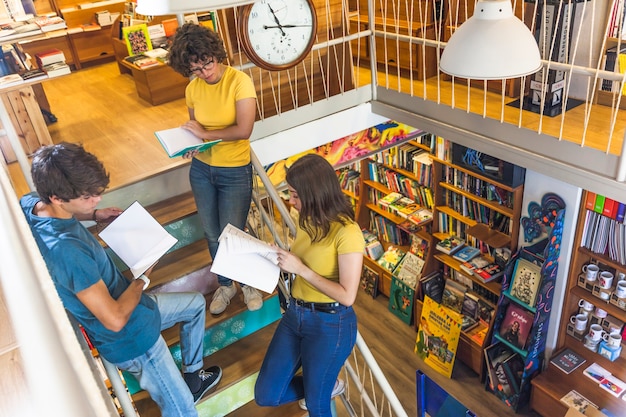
[518,170,582,359]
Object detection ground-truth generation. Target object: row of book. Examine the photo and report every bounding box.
[377,191,433,226]
[444,190,512,234]
[368,162,434,208]
[337,167,360,197]
[584,192,626,222]
[434,136,452,161]
[443,166,515,209]
[607,0,626,40]
[393,142,433,180]
[436,236,505,284]
[369,213,408,246]
[582,209,626,266]
[0,47,70,88]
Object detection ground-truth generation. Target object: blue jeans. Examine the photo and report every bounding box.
[190,159,252,286]
[113,292,206,417]
[254,302,357,417]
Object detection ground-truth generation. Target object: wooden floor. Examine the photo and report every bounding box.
[5,61,589,416]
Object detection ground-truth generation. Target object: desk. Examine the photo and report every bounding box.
[120,60,189,106]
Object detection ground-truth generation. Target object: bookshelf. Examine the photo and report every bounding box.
[354,135,436,299]
[425,141,525,375]
[596,37,626,111]
[530,191,626,417]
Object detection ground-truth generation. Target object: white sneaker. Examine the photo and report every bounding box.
[298,379,345,410]
[209,285,237,314]
[242,286,263,311]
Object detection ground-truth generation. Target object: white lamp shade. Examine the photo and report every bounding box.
[136,0,257,15]
[439,0,542,80]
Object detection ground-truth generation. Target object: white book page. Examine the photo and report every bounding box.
[98,201,178,278]
[211,224,280,293]
[155,127,203,156]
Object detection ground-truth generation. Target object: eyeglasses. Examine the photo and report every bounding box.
[190,59,215,74]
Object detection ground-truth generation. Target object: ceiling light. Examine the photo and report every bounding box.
[439,0,542,80]
[136,0,257,16]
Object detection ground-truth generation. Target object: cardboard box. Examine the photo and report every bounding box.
[597,341,622,361]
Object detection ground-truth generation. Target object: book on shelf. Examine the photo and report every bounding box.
[390,196,419,218]
[461,291,479,320]
[19,68,46,82]
[376,246,405,272]
[550,347,586,374]
[132,57,161,69]
[35,48,65,67]
[33,15,66,32]
[583,363,626,398]
[397,219,421,235]
[452,245,481,263]
[473,261,504,283]
[41,62,70,77]
[98,201,178,279]
[477,299,495,325]
[409,234,429,259]
[484,343,515,394]
[509,257,542,307]
[0,73,24,87]
[392,251,425,288]
[364,239,384,260]
[498,352,525,396]
[388,275,415,325]
[122,23,152,56]
[441,279,466,314]
[360,265,379,298]
[468,321,488,345]
[499,303,534,350]
[378,191,403,208]
[420,271,444,304]
[461,315,478,331]
[407,208,432,226]
[155,127,221,158]
[435,236,465,255]
[460,255,490,276]
[560,390,598,414]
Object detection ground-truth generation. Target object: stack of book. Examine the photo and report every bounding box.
[35,49,70,78]
[33,15,67,32]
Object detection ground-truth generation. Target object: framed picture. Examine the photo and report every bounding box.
[360,265,379,298]
[509,258,542,307]
[122,24,153,56]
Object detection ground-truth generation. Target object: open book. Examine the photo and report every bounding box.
[211,224,280,293]
[98,201,178,278]
[155,127,221,158]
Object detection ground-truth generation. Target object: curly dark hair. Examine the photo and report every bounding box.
[168,23,227,77]
[31,142,110,204]
[286,154,355,242]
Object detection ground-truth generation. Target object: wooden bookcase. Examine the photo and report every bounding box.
[353,135,436,299]
[427,148,525,376]
[530,191,626,417]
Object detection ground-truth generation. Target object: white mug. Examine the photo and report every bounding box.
[599,271,614,289]
[588,324,607,341]
[604,331,623,348]
[616,280,626,299]
[578,299,594,312]
[583,264,600,281]
[594,307,608,318]
[599,290,610,300]
[570,313,588,331]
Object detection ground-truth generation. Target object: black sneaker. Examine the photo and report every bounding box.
[191,366,222,404]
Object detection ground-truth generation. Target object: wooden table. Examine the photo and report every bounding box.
[120,60,189,106]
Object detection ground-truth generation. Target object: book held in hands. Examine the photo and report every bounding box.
[211,223,280,293]
[155,127,221,158]
[98,201,178,279]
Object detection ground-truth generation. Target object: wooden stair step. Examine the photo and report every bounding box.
[133,321,281,416]
[146,240,212,289]
[226,398,308,417]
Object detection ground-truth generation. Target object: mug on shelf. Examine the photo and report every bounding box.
[578,299,594,312]
[583,334,600,351]
[570,313,589,332]
[616,280,626,299]
[588,323,607,341]
[599,271,614,289]
[583,263,600,281]
[604,331,623,348]
[594,307,608,318]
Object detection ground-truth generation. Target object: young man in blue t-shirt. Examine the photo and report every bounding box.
[20,142,221,417]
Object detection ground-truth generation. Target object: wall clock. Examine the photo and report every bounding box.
[238,0,317,71]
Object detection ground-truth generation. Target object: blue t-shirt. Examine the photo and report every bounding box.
[20,193,161,363]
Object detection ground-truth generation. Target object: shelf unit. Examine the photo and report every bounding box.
[531,191,626,417]
[354,136,435,299]
[426,148,525,376]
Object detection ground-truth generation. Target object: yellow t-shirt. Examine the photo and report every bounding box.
[185,66,257,167]
[290,220,365,303]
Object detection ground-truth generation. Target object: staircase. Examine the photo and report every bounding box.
[88,164,313,417]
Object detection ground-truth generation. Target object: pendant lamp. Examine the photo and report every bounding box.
[136,0,257,16]
[439,0,542,80]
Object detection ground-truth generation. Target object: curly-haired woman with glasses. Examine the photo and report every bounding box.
[169,23,262,314]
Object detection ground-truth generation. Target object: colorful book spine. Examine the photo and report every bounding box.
[594,194,605,214]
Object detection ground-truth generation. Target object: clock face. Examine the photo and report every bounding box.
[239,0,317,71]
